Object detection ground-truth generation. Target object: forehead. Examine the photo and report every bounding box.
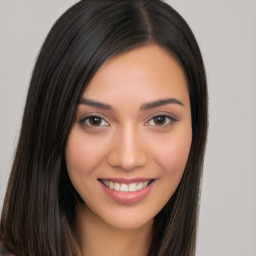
[83,44,189,107]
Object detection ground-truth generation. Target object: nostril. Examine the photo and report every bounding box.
[107,149,147,171]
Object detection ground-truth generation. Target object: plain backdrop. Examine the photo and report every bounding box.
[0,1,256,255]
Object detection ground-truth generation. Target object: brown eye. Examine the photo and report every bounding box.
[79,115,109,127]
[153,116,166,126]
[146,115,176,127]
[88,116,102,126]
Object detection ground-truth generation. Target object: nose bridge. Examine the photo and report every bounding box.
[121,123,140,157]
[108,123,147,170]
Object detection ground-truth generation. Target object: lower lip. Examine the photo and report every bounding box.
[99,181,155,204]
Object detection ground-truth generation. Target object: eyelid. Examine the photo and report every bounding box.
[145,113,178,127]
[78,114,110,128]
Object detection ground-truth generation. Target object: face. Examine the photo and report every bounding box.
[65,44,192,230]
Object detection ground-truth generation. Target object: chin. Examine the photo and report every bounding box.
[104,214,154,230]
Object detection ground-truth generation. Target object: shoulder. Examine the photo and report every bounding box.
[0,242,14,256]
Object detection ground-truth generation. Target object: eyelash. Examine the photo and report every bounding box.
[79,115,109,128]
[145,115,177,127]
[78,114,177,129]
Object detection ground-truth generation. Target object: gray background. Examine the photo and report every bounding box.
[0,1,256,255]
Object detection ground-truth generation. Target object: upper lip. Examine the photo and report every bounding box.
[98,177,155,184]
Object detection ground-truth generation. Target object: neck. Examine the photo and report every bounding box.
[75,203,153,256]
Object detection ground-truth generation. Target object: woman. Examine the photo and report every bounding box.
[0,0,208,255]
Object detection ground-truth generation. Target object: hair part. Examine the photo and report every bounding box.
[0,1,208,255]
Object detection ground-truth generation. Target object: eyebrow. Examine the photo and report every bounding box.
[140,98,184,110]
[79,98,112,110]
[79,98,184,110]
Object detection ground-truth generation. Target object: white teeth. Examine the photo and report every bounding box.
[103,180,109,187]
[137,182,143,190]
[114,183,120,191]
[101,180,151,192]
[128,183,137,192]
[109,181,115,189]
[143,181,148,188]
[120,184,129,192]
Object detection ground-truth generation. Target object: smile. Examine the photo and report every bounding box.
[99,178,156,204]
[99,180,152,192]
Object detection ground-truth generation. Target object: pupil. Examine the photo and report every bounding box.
[154,116,165,125]
[90,116,101,126]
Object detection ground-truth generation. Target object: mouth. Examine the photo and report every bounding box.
[98,179,155,193]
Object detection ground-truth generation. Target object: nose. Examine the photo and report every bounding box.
[107,126,147,171]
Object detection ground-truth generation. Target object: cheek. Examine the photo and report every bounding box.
[151,128,192,204]
[65,129,107,179]
[150,127,192,178]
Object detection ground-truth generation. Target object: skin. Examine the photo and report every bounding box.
[65,44,192,256]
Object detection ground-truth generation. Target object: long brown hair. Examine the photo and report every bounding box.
[0,0,208,255]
